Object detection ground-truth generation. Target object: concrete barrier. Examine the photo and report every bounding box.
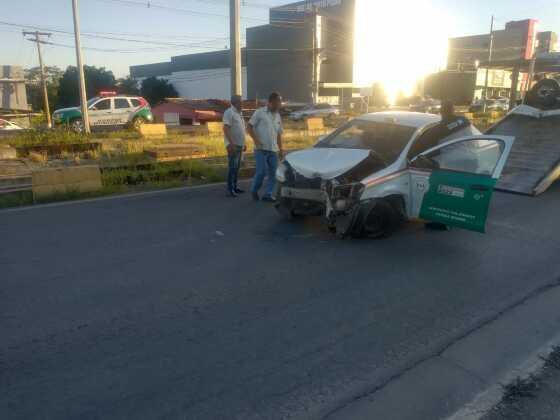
[306,118,324,131]
[207,122,224,136]
[0,145,17,159]
[144,143,206,161]
[139,123,167,138]
[32,165,102,199]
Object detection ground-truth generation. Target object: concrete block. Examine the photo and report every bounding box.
[62,165,101,184]
[32,184,66,198]
[32,165,102,199]
[144,143,206,161]
[32,167,65,186]
[206,122,224,136]
[306,118,324,131]
[0,145,17,159]
[139,123,167,138]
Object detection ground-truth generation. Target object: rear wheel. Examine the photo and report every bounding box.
[132,117,146,130]
[275,198,299,220]
[526,79,560,109]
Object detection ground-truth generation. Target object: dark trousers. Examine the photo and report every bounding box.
[227,145,243,192]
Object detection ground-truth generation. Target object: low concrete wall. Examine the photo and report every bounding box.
[0,145,17,159]
[139,124,167,138]
[306,118,324,131]
[206,122,224,136]
[32,165,102,199]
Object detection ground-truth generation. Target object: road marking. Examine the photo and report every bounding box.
[0,182,229,214]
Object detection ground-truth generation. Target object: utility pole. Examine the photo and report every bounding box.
[482,15,495,113]
[525,23,539,99]
[229,0,242,97]
[23,31,52,128]
[72,0,91,134]
[311,6,320,104]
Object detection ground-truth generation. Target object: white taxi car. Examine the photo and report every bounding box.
[276,112,514,237]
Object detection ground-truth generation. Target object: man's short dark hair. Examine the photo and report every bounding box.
[268,92,282,102]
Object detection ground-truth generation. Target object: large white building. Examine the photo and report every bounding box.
[130,50,247,100]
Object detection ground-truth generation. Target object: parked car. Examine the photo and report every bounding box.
[52,92,154,132]
[469,98,509,113]
[275,111,514,238]
[289,103,340,121]
[0,118,25,132]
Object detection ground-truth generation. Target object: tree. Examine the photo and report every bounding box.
[57,66,117,107]
[140,77,178,106]
[25,66,63,112]
[117,76,140,95]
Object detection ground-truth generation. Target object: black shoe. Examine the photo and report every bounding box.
[227,190,238,198]
[234,188,245,194]
[251,192,260,201]
[261,196,276,203]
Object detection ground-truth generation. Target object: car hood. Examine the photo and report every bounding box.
[54,106,79,114]
[285,148,372,179]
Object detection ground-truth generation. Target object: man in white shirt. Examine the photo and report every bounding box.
[247,92,284,202]
[223,95,246,197]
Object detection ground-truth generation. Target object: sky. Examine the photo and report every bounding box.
[1,0,559,78]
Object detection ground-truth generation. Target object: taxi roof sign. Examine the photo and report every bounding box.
[99,91,117,97]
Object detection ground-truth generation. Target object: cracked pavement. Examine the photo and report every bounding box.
[2,182,560,419]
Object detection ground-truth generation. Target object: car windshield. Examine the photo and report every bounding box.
[87,97,100,107]
[316,119,416,163]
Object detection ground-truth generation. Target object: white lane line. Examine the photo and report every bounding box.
[0,182,229,214]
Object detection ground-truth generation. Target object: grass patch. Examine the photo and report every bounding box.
[102,159,226,187]
[501,375,539,402]
[0,190,34,208]
[6,129,91,148]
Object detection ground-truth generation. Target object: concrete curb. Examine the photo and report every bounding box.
[0,180,231,214]
[325,281,560,420]
[447,333,560,420]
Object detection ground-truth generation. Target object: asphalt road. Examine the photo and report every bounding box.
[2,182,560,420]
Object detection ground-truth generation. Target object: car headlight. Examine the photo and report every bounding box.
[276,163,287,183]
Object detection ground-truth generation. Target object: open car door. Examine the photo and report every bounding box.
[408,135,515,233]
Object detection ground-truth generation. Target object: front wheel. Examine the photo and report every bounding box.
[70,118,84,133]
[351,199,401,239]
[275,197,298,220]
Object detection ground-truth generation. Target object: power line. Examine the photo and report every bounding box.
[0,21,235,49]
[93,0,268,22]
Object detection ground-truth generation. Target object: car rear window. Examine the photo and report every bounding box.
[316,119,416,164]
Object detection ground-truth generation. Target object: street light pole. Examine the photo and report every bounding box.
[71,0,90,134]
[230,0,242,97]
[482,15,495,113]
[23,31,52,128]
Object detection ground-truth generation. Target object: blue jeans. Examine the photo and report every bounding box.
[251,149,278,198]
[227,145,243,192]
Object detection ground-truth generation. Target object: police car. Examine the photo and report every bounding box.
[52,92,154,132]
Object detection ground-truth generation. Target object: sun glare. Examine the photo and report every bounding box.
[353,0,450,104]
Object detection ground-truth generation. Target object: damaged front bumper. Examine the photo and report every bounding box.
[324,180,368,237]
